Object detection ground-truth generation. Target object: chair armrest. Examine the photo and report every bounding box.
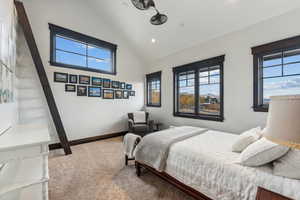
[128,119,134,132]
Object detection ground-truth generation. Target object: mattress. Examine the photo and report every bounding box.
[164,130,300,200]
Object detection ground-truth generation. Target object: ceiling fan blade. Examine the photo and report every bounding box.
[131,0,155,10]
[150,13,168,25]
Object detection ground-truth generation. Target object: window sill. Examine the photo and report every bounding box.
[253,106,269,112]
[49,61,116,75]
[146,104,161,108]
[173,112,224,122]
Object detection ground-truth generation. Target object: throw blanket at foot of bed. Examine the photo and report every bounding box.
[135,126,208,172]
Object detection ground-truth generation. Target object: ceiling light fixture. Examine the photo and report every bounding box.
[131,0,168,25]
[151,38,156,43]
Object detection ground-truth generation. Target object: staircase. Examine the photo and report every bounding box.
[15,1,72,154]
[15,30,58,141]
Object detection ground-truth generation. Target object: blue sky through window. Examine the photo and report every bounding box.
[55,35,113,72]
[262,50,300,103]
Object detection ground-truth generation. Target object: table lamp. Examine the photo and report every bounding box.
[263,95,300,149]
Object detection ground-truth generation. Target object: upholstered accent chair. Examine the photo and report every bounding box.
[128,112,154,136]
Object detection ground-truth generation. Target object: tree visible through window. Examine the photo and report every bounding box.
[49,24,117,75]
[252,36,300,112]
[178,71,195,113]
[173,55,224,122]
[199,66,221,116]
[146,71,161,107]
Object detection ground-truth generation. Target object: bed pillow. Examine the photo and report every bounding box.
[273,149,300,179]
[239,137,290,167]
[232,127,262,153]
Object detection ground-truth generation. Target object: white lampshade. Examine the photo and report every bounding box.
[263,95,300,149]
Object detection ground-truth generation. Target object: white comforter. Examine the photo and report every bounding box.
[164,130,300,200]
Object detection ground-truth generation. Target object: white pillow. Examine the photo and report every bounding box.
[232,127,262,153]
[239,137,290,167]
[273,149,300,179]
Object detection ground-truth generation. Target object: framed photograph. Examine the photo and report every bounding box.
[112,81,120,89]
[65,84,76,92]
[123,90,129,99]
[129,91,135,96]
[103,89,114,99]
[115,90,123,99]
[54,72,68,83]
[103,79,111,88]
[77,85,87,96]
[91,77,102,86]
[88,86,101,97]
[79,75,90,85]
[126,84,132,90]
[69,74,78,83]
[120,82,126,89]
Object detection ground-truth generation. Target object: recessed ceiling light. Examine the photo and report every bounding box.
[151,38,156,43]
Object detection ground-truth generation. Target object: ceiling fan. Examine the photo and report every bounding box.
[131,0,168,25]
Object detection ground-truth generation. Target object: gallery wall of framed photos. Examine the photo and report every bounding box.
[54,72,136,99]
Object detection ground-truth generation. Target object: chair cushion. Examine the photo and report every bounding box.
[134,124,148,132]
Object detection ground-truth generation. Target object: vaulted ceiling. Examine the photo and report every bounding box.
[87,0,300,63]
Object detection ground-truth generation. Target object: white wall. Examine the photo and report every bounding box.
[0,0,18,135]
[147,8,300,134]
[22,0,146,141]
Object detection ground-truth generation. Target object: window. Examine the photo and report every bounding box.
[173,55,224,122]
[252,36,300,112]
[146,71,161,107]
[49,24,117,75]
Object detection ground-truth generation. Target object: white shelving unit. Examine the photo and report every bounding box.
[0,124,50,200]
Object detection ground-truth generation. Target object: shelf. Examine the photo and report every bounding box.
[0,181,48,200]
[0,156,49,196]
[0,124,50,163]
[0,124,50,152]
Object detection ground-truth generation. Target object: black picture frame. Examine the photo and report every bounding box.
[103,89,114,99]
[129,91,135,96]
[77,85,87,96]
[112,81,120,89]
[120,82,126,89]
[103,79,111,88]
[65,84,76,92]
[88,86,102,97]
[69,74,78,84]
[79,75,90,85]
[91,77,102,86]
[115,90,123,99]
[54,72,68,83]
[126,84,132,90]
[123,90,129,99]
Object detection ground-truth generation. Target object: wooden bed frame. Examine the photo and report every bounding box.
[135,161,293,200]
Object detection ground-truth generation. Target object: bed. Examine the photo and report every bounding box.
[135,128,300,200]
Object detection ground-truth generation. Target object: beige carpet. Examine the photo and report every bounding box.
[49,137,194,200]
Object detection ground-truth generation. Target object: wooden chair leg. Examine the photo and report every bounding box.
[125,155,128,166]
